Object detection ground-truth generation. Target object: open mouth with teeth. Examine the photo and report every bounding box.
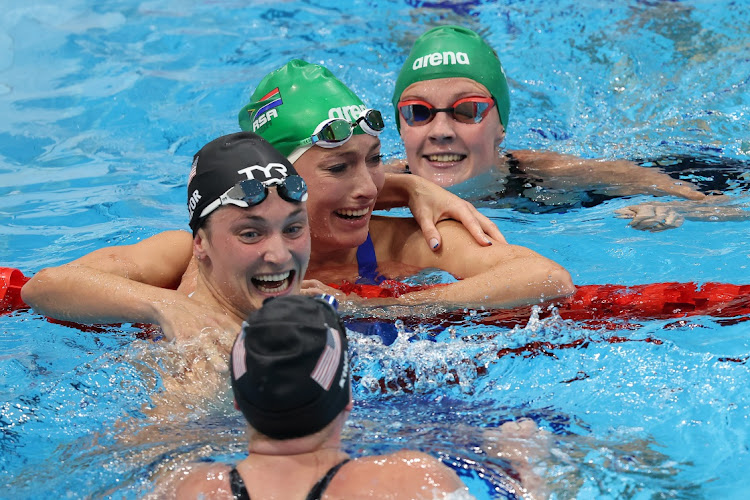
[335,207,370,220]
[251,270,295,294]
[425,153,466,163]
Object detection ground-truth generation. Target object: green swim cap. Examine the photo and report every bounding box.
[392,25,510,131]
[239,59,368,161]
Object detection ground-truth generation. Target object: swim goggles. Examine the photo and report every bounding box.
[397,96,496,126]
[199,175,308,220]
[313,293,339,311]
[304,109,385,149]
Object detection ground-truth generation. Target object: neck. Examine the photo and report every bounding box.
[247,419,345,457]
[307,245,359,273]
[248,440,345,459]
[190,271,246,326]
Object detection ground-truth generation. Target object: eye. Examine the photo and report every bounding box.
[366,153,383,167]
[284,222,306,236]
[326,163,348,174]
[238,229,261,241]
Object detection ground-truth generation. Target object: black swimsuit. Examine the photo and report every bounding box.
[229,459,350,500]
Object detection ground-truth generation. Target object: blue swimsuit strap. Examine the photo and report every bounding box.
[355,233,387,285]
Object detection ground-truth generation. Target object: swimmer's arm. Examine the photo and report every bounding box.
[615,195,749,231]
[394,220,574,308]
[376,172,506,249]
[21,230,194,328]
[511,149,706,201]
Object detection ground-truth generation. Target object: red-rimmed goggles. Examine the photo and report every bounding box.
[398,96,496,126]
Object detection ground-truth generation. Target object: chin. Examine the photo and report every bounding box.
[329,230,369,251]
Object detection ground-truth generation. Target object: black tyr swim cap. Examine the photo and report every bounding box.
[187,131,304,231]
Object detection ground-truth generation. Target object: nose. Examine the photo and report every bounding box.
[350,162,380,201]
[427,111,457,143]
[262,231,291,265]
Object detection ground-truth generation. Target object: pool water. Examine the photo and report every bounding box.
[1,1,749,498]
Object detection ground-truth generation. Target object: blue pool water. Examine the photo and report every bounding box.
[1,1,749,498]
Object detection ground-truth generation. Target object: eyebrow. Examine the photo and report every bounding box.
[240,207,306,222]
[323,145,381,163]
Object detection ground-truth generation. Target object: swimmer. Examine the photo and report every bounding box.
[238,59,574,307]
[20,138,502,344]
[390,25,731,231]
[24,132,310,369]
[156,294,471,499]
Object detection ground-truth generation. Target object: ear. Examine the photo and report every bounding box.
[495,123,506,147]
[346,385,354,411]
[193,227,209,261]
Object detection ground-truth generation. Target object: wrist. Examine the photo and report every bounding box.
[376,172,414,209]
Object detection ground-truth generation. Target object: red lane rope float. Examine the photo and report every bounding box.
[329,280,750,326]
[5,267,750,325]
[0,267,29,314]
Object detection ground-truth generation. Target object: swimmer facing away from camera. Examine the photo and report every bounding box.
[158,294,472,500]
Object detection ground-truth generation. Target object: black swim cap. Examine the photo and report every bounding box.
[230,295,350,440]
[187,131,301,232]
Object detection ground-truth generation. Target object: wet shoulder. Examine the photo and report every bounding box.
[324,451,467,499]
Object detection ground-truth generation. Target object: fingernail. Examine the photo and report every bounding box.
[486,240,493,245]
[430,238,439,249]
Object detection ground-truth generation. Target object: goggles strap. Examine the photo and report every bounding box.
[288,145,312,164]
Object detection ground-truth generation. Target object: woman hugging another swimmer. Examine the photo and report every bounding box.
[238,59,574,308]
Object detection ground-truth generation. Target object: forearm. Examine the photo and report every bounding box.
[672,195,748,221]
[21,264,180,325]
[512,149,705,200]
[397,259,574,308]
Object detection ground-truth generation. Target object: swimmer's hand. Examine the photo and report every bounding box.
[615,204,684,232]
[615,196,749,231]
[300,279,347,301]
[408,181,506,249]
[300,280,376,311]
[378,172,505,250]
[484,418,552,499]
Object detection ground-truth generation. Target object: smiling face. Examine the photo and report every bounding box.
[398,77,505,187]
[293,134,384,255]
[194,189,310,317]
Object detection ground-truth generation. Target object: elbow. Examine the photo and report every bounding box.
[20,267,54,309]
[545,266,575,299]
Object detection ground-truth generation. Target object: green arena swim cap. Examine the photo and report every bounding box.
[392,25,510,132]
[239,59,369,162]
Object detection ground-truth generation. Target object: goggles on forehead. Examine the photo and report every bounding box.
[198,175,308,220]
[398,96,496,126]
[303,109,385,149]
